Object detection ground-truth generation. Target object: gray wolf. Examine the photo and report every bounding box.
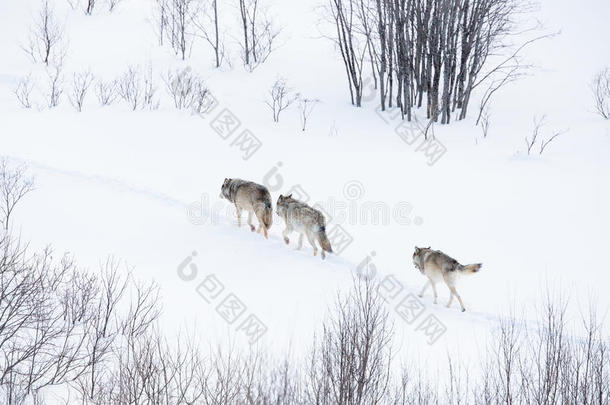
[220,178,272,238]
[276,194,333,259]
[412,247,482,312]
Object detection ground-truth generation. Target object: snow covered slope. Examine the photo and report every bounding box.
[1,0,609,370]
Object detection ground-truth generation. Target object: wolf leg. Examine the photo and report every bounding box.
[316,234,327,259]
[295,234,303,250]
[449,286,466,312]
[430,280,438,304]
[254,209,268,238]
[306,232,318,257]
[247,210,255,232]
[234,204,242,227]
[282,227,291,245]
[446,292,455,308]
[418,281,429,298]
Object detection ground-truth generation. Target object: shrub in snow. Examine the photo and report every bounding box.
[45,64,64,108]
[297,96,320,131]
[117,66,159,111]
[107,0,123,12]
[265,78,297,123]
[592,67,610,119]
[164,67,213,114]
[14,75,35,109]
[68,71,94,112]
[524,115,567,156]
[95,79,117,106]
[117,67,142,110]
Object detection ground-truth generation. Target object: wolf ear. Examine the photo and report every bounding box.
[287,193,293,198]
[414,246,420,253]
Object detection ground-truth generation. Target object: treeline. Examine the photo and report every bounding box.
[329,0,522,124]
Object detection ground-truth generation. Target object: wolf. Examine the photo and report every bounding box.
[412,247,482,312]
[220,178,273,238]
[276,194,333,259]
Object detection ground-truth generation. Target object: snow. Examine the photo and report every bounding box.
[0,0,609,388]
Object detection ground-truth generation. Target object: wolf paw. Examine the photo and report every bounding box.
[284,237,289,245]
[461,308,466,312]
[250,225,255,232]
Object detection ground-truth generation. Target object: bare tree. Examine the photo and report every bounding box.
[307,276,393,405]
[480,109,490,138]
[142,66,159,110]
[329,0,550,124]
[193,0,226,68]
[238,0,280,71]
[265,78,297,123]
[238,0,252,66]
[525,115,545,155]
[164,67,212,114]
[45,63,64,108]
[592,67,610,119]
[66,0,82,10]
[69,71,94,112]
[154,0,198,59]
[170,0,198,59]
[23,0,67,66]
[476,64,522,126]
[85,0,95,14]
[0,161,34,231]
[117,67,142,110]
[153,0,170,46]
[95,79,117,106]
[524,115,566,155]
[14,75,35,109]
[539,129,567,155]
[107,0,123,12]
[116,66,158,111]
[298,96,320,131]
[327,0,368,107]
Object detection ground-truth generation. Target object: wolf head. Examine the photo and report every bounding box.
[276,194,293,216]
[413,246,431,272]
[220,178,232,200]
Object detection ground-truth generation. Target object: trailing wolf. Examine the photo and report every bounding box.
[220,178,273,238]
[412,247,482,312]
[276,194,333,260]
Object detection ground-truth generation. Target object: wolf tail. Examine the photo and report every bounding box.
[317,226,333,253]
[262,201,273,229]
[460,263,482,274]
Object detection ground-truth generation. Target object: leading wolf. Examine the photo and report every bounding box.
[413,247,482,312]
[276,194,333,259]
[220,178,273,238]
